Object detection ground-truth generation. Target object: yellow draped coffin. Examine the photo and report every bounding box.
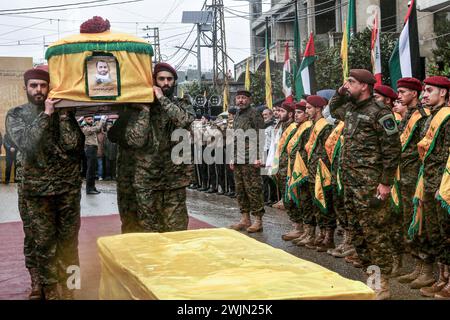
[97,228,375,300]
[46,31,154,104]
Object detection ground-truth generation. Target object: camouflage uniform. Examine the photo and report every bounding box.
[306,121,335,229]
[6,103,84,287]
[329,122,346,230]
[419,104,450,265]
[233,106,265,217]
[395,104,430,257]
[330,94,401,274]
[107,107,140,233]
[123,96,195,232]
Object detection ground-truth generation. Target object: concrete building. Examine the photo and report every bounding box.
[235,0,448,82]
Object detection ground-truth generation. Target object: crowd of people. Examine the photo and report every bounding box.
[2,60,450,301]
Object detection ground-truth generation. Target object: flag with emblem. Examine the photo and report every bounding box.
[265,20,273,109]
[389,0,421,90]
[296,32,316,98]
[282,42,293,102]
[245,58,251,91]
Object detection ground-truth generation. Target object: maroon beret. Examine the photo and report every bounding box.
[397,77,422,92]
[306,95,327,108]
[349,69,376,85]
[295,100,307,111]
[279,101,295,113]
[236,89,251,97]
[374,85,398,100]
[423,76,450,89]
[24,68,49,85]
[153,62,178,80]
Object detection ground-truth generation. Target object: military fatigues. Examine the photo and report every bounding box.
[108,107,140,233]
[277,120,296,218]
[330,95,401,274]
[6,103,84,287]
[395,105,430,257]
[123,96,195,232]
[287,123,312,224]
[233,106,265,217]
[306,120,335,229]
[420,104,450,265]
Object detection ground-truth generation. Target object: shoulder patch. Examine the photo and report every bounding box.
[378,113,398,136]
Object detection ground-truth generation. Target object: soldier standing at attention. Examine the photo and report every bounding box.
[393,78,431,283]
[6,68,85,300]
[329,69,401,299]
[122,62,195,232]
[229,90,265,233]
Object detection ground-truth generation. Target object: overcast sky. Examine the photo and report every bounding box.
[0,0,271,71]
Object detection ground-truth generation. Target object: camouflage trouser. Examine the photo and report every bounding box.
[344,185,393,274]
[135,187,189,232]
[309,183,336,229]
[419,192,450,264]
[117,179,140,233]
[234,164,264,217]
[18,186,37,270]
[332,184,346,229]
[299,183,315,226]
[284,198,302,224]
[25,189,81,286]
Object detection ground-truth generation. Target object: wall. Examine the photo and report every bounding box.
[0,57,32,154]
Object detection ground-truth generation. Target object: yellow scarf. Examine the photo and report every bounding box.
[270,122,297,175]
[324,121,345,196]
[305,118,331,161]
[437,149,450,214]
[409,107,450,238]
[391,108,430,212]
[314,159,332,213]
[285,121,312,205]
[394,112,403,124]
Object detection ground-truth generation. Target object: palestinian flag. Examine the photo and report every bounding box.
[296,33,316,98]
[282,42,293,102]
[389,0,421,90]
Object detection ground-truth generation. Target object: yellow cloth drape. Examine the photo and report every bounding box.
[314,159,332,213]
[97,228,375,300]
[305,118,330,161]
[438,149,450,214]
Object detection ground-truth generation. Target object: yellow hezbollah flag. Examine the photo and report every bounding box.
[437,149,450,214]
[245,58,251,91]
[314,159,332,213]
[223,84,229,112]
[340,20,348,82]
[265,51,273,109]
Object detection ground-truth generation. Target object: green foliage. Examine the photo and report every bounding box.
[249,69,283,106]
[428,12,450,77]
[314,28,397,90]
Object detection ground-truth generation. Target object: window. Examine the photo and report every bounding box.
[315,0,336,34]
[380,0,396,32]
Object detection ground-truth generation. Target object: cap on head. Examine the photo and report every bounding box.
[349,69,376,85]
[295,100,307,112]
[374,85,398,100]
[153,62,178,80]
[397,77,422,92]
[235,89,251,98]
[423,76,450,90]
[24,67,50,85]
[306,95,327,108]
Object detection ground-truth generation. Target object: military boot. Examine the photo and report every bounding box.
[344,252,363,268]
[229,213,251,231]
[389,254,403,278]
[272,200,285,210]
[281,223,303,241]
[333,229,356,258]
[291,226,308,245]
[374,275,391,300]
[29,268,42,300]
[435,272,450,299]
[317,228,335,252]
[397,258,423,283]
[297,225,315,247]
[410,262,436,289]
[420,263,449,297]
[43,284,60,300]
[328,229,346,256]
[246,216,263,233]
[305,227,322,249]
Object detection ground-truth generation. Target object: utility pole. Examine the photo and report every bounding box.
[142,26,161,64]
[197,23,202,82]
[209,0,228,90]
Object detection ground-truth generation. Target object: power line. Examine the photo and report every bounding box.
[0,0,112,13]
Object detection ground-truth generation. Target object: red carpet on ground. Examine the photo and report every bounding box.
[0,214,214,300]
